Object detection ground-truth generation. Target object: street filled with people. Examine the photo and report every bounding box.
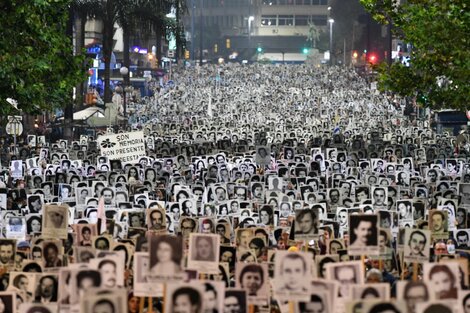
[0,63,469,313]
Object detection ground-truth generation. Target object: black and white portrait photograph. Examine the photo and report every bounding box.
[371,186,387,207]
[89,256,125,289]
[235,263,269,304]
[8,272,36,302]
[148,234,184,280]
[5,216,26,240]
[403,228,431,263]
[273,250,312,300]
[80,291,126,313]
[255,146,271,166]
[423,263,460,300]
[42,204,68,239]
[188,233,220,274]
[428,210,448,240]
[164,281,205,313]
[294,208,319,240]
[202,281,225,313]
[325,261,364,298]
[396,281,431,313]
[147,208,166,231]
[348,214,379,256]
[42,240,63,268]
[0,239,16,267]
[133,252,163,297]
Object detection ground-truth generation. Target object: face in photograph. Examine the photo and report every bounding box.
[149,234,183,277]
[429,210,447,234]
[237,263,267,297]
[180,218,197,239]
[0,240,15,266]
[192,236,216,262]
[326,262,363,298]
[408,230,427,256]
[426,264,458,299]
[224,290,246,313]
[372,187,386,206]
[400,281,429,313]
[170,286,202,313]
[336,209,348,228]
[149,208,165,231]
[276,251,311,293]
[456,230,470,249]
[295,209,318,237]
[45,207,66,229]
[237,229,253,251]
[349,215,378,249]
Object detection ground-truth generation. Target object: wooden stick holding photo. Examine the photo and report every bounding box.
[412,262,418,281]
[139,297,145,313]
[289,301,295,313]
[361,255,366,275]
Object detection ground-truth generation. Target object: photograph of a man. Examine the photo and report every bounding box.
[429,210,448,239]
[348,214,379,255]
[404,229,431,262]
[274,251,312,297]
[325,261,363,298]
[0,240,15,267]
[224,290,246,313]
[294,209,319,239]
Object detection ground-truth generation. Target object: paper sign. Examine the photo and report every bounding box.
[97,131,146,162]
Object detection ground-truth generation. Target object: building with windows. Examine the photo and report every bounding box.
[186,0,330,62]
[258,0,329,37]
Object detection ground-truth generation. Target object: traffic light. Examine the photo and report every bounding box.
[352,51,358,59]
[185,50,190,59]
[302,48,309,54]
[257,46,263,53]
[214,44,218,53]
[368,53,377,64]
[226,38,231,49]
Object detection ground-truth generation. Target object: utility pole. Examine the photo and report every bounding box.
[199,0,204,65]
[191,0,195,61]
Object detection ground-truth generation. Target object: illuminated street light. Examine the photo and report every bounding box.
[329,19,334,66]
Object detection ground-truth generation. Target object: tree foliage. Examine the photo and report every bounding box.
[360,0,470,110]
[0,0,87,115]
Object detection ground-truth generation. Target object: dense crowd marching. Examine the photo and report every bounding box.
[0,63,469,313]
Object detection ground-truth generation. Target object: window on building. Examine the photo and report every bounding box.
[310,15,327,26]
[278,15,294,26]
[261,15,277,26]
[295,15,309,26]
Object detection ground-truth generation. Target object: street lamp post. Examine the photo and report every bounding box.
[329,19,334,66]
[119,66,129,118]
[248,16,254,46]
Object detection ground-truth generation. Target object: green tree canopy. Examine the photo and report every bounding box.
[0,0,87,116]
[360,0,470,110]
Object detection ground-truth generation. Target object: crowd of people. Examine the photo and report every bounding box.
[0,63,469,313]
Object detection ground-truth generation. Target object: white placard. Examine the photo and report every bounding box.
[97,131,146,162]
